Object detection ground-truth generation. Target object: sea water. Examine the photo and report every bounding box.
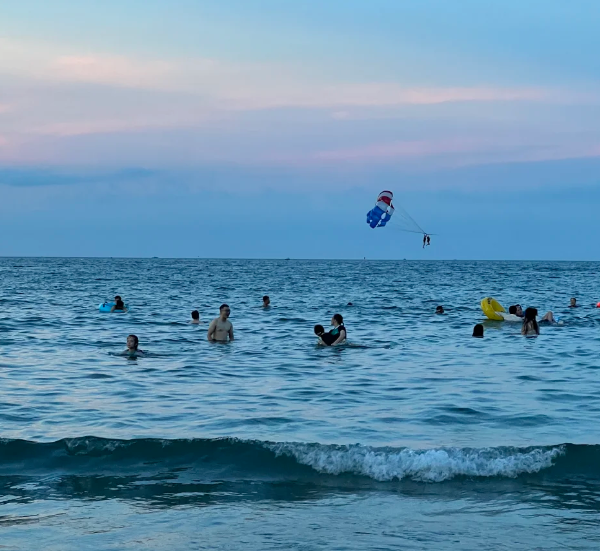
[1,258,599,550]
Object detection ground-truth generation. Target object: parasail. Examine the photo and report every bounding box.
[366,190,395,228]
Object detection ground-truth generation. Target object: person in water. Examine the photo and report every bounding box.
[110,295,127,313]
[511,304,554,323]
[262,296,271,308]
[328,313,347,345]
[427,235,431,246]
[570,298,578,308]
[521,308,540,336]
[423,235,427,248]
[435,305,444,314]
[123,334,144,356]
[314,324,336,346]
[190,310,201,324]
[207,304,234,342]
[472,324,484,338]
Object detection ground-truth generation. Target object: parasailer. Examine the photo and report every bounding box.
[367,190,432,246]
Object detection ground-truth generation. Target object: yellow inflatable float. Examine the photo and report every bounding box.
[481,297,505,321]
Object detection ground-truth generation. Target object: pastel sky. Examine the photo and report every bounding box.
[1,0,599,259]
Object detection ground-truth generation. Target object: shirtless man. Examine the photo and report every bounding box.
[207,304,234,342]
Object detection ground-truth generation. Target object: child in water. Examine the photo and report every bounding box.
[472,324,484,338]
[314,325,336,346]
[190,310,201,324]
[122,334,144,356]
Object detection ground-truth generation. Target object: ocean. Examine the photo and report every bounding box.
[1,258,599,550]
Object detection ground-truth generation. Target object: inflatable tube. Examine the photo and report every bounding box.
[99,302,128,313]
[481,297,505,321]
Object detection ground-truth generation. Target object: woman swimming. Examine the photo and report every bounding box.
[521,308,540,337]
[122,334,144,356]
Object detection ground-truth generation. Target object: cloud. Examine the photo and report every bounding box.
[1,37,600,170]
[2,37,588,113]
[311,137,600,167]
[0,166,156,187]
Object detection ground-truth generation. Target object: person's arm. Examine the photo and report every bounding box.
[332,328,346,346]
[110,305,116,312]
[228,324,234,341]
[207,319,216,341]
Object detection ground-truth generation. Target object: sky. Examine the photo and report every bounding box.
[1,0,599,259]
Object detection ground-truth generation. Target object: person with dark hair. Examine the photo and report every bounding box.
[435,305,444,314]
[472,324,484,338]
[521,308,540,337]
[314,324,336,346]
[207,304,234,342]
[262,296,271,308]
[110,295,127,313]
[569,298,578,308]
[328,313,347,346]
[423,235,427,248]
[426,235,431,246]
[122,334,144,356]
[190,310,201,324]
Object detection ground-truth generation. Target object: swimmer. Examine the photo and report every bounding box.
[190,310,201,324]
[521,308,540,337]
[262,295,271,308]
[511,304,554,323]
[314,324,336,346]
[569,298,578,308]
[472,324,484,338]
[122,334,144,356]
[110,295,127,313]
[435,305,444,314]
[328,313,347,346]
[207,304,234,342]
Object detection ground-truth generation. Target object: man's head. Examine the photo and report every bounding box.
[515,304,523,317]
[191,310,200,320]
[472,324,484,338]
[570,298,577,307]
[262,295,270,306]
[314,324,325,336]
[435,305,444,314]
[219,304,231,319]
[508,305,517,315]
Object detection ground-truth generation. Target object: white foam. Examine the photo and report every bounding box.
[267,442,565,482]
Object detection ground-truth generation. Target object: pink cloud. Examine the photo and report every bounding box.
[314,138,485,161]
[51,55,174,88]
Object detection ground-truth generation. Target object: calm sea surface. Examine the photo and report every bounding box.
[1,258,600,550]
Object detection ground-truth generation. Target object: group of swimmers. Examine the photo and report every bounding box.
[116,295,584,356]
[118,294,347,356]
[471,297,580,339]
